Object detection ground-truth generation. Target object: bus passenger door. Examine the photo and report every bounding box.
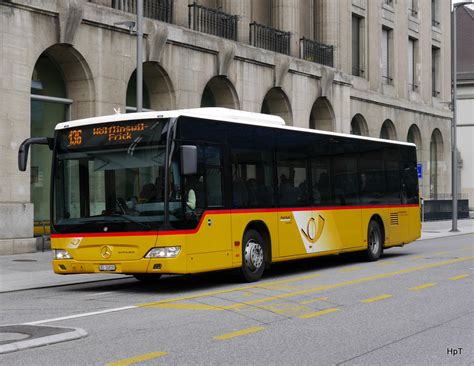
[277,162,310,257]
[184,145,232,273]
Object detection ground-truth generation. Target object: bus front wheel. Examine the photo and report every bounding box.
[366,220,383,261]
[241,229,266,282]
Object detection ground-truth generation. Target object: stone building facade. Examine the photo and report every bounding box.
[456,4,474,210]
[0,0,452,254]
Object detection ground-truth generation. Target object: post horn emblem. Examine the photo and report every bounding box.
[301,215,325,244]
[100,245,112,259]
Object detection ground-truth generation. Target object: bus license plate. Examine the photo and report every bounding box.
[99,264,116,271]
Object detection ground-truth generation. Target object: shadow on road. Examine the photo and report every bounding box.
[57,249,414,296]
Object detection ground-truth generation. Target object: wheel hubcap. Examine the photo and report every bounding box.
[244,240,264,272]
[369,228,380,254]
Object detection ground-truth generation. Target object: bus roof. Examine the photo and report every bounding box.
[55,107,415,147]
[55,108,285,130]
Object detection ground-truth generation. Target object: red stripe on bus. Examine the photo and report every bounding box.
[50,204,418,238]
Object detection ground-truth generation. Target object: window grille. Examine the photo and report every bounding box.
[249,22,290,55]
[300,38,334,67]
[112,0,173,23]
[188,2,238,41]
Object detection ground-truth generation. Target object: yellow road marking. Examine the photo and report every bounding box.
[138,256,474,309]
[104,352,167,366]
[339,267,363,273]
[360,294,393,303]
[410,283,437,291]
[261,303,313,317]
[299,308,340,319]
[214,326,264,340]
[219,257,474,310]
[300,297,329,305]
[143,303,223,311]
[409,255,425,260]
[449,274,469,281]
[138,273,321,308]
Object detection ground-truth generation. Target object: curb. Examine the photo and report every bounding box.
[0,325,88,354]
[418,231,474,241]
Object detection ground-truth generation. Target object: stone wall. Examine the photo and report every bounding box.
[0,0,453,254]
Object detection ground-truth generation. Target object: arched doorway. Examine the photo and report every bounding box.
[380,119,397,140]
[309,97,335,131]
[407,124,422,151]
[30,45,94,230]
[126,70,151,112]
[430,128,444,198]
[200,76,239,109]
[350,113,369,136]
[261,87,292,125]
[126,62,175,112]
[30,54,68,228]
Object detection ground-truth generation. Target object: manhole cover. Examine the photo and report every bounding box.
[12,259,37,263]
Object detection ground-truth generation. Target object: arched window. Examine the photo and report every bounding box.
[200,76,239,109]
[430,129,443,198]
[350,114,369,136]
[407,124,422,151]
[126,70,151,112]
[380,119,397,140]
[309,97,335,131]
[261,87,293,125]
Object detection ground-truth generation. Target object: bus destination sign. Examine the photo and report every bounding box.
[65,121,151,148]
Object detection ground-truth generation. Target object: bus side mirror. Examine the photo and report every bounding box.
[18,137,54,171]
[180,145,198,175]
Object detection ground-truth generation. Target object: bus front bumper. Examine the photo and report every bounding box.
[53,257,187,275]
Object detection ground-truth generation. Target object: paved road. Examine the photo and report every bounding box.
[1,233,472,365]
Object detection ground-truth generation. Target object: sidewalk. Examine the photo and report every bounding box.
[419,217,474,240]
[0,219,472,293]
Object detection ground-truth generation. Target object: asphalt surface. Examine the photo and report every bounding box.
[0,221,472,365]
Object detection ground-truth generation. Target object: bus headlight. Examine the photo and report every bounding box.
[145,246,181,258]
[54,249,73,260]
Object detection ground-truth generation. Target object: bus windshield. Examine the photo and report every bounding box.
[52,118,181,233]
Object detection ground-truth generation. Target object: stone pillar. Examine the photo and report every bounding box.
[221,0,251,44]
[272,0,299,57]
[0,6,37,254]
[174,0,190,28]
[315,0,341,69]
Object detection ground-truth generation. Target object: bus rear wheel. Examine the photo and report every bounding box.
[365,220,383,261]
[241,229,266,282]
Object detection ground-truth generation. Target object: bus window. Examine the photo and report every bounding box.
[400,146,419,204]
[231,150,274,208]
[385,146,401,204]
[199,145,223,208]
[359,148,385,204]
[334,155,359,206]
[311,157,332,206]
[276,152,309,207]
[206,168,223,207]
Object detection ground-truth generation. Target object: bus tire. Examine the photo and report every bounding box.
[365,220,383,261]
[241,229,266,282]
[133,274,162,283]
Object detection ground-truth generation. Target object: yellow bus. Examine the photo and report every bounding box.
[19,108,420,282]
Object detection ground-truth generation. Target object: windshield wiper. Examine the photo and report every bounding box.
[104,212,152,230]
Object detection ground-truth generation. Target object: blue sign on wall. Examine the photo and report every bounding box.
[417,163,422,179]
